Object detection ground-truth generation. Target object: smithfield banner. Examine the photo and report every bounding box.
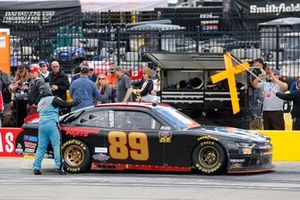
[229,0,300,16]
[222,0,300,31]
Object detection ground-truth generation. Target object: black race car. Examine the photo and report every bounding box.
[16,102,273,174]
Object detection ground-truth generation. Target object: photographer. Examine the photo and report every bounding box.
[252,69,288,130]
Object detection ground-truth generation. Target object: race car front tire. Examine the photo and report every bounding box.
[62,139,91,173]
[192,141,226,175]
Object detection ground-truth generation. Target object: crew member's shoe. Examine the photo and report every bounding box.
[56,167,66,175]
[33,169,42,175]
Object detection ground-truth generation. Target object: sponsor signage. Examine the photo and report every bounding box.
[231,0,300,15]
[250,3,300,14]
[0,128,23,157]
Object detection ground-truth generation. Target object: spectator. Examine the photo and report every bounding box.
[27,64,45,115]
[276,80,300,130]
[71,61,95,82]
[48,61,70,101]
[70,67,101,111]
[39,61,50,83]
[113,66,133,102]
[0,68,11,122]
[88,68,97,82]
[151,66,161,97]
[290,76,300,92]
[0,68,11,97]
[11,65,30,127]
[252,69,288,130]
[71,66,81,83]
[106,67,118,89]
[0,91,3,127]
[33,85,80,175]
[95,74,113,104]
[136,67,154,102]
[249,58,266,118]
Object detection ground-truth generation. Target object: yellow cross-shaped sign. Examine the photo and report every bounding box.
[210,53,250,114]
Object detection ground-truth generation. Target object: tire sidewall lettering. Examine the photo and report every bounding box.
[62,140,86,151]
[62,139,90,173]
[193,141,225,174]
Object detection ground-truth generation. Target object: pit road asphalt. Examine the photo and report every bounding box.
[0,158,300,200]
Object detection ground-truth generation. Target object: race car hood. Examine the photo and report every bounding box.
[189,126,269,143]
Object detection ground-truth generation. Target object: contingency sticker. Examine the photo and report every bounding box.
[158,131,172,143]
[95,147,108,153]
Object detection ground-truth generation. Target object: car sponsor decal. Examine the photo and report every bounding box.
[23,135,38,142]
[108,131,149,161]
[15,143,23,155]
[93,153,110,161]
[60,126,100,137]
[24,141,37,149]
[95,147,108,153]
[158,129,172,143]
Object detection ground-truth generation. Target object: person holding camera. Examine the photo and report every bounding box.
[251,69,288,130]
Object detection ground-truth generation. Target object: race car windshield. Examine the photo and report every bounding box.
[153,106,200,130]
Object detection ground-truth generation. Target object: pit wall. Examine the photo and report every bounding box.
[259,131,300,161]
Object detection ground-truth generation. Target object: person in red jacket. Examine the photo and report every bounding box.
[0,92,3,127]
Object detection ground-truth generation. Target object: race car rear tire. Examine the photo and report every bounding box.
[192,141,226,175]
[62,139,91,173]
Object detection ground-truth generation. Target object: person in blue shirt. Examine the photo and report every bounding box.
[290,77,300,92]
[33,85,80,175]
[70,67,101,111]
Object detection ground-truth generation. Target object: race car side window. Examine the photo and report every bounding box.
[73,110,109,128]
[114,111,160,130]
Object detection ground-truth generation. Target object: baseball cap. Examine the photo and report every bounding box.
[30,65,39,73]
[111,66,124,73]
[252,58,264,65]
[39,60,48,66]
[272,69,280,76]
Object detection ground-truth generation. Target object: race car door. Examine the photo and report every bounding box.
[109,109,165,166]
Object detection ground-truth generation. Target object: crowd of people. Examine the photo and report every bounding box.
[2,57,300,131]
[0,61,161,128]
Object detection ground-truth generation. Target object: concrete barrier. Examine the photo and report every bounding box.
[1,128,300,161]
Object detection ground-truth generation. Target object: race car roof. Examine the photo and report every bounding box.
[145,52,240,70]
[95,102,168,109]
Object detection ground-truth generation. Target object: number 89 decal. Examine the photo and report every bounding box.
[108,131,149,161]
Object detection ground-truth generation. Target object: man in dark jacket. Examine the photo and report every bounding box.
[276,81,300,130]
[48,61,70,101]
[27,64,45,115]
